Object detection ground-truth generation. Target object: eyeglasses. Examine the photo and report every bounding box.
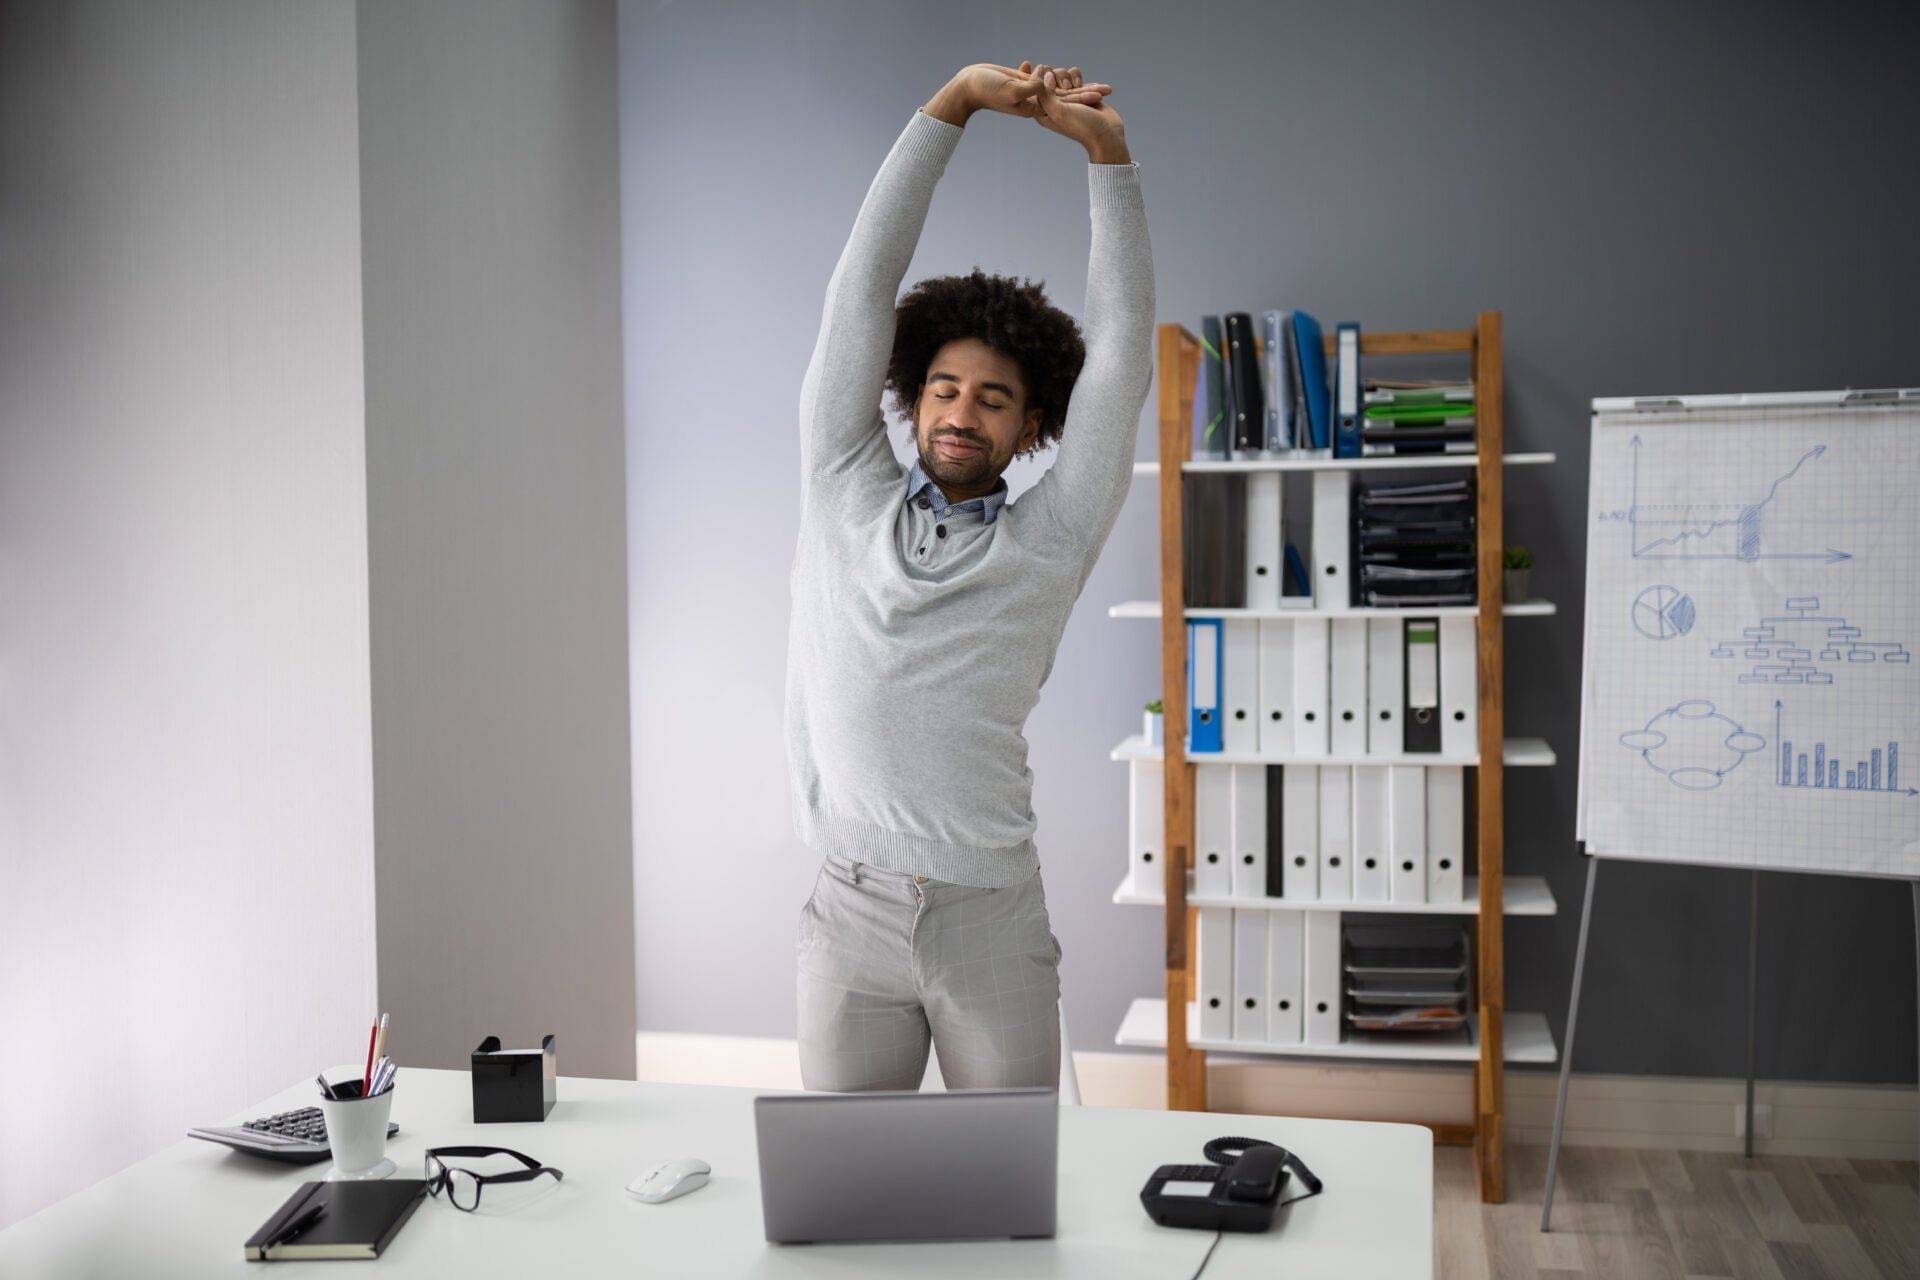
[423,1146,564,1211]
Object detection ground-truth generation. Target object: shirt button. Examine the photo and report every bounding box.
[936,525,947,538]
[913,874,928,884]
[917,498,930,509]
[917,546,926,555]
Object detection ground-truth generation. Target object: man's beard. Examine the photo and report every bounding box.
[918,429,996,486]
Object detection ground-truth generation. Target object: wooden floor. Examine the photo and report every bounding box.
[1437,1144,1919,1279]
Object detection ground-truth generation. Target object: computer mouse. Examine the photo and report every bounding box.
[627,1157,711,1203]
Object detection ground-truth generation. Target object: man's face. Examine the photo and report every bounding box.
[912,338,1043,490]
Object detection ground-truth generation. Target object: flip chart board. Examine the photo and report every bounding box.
[1576,389,1920,879]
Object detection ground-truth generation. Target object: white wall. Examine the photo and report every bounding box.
[0,0,376,1228]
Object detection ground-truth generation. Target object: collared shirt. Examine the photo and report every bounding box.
[904,458,1007,526]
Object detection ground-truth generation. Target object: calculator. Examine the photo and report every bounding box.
[188,1106,400,1164]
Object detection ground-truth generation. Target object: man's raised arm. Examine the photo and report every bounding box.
[1018,78,1156,564]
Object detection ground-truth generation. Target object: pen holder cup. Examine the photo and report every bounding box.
[472,1034,557,1123]
[318,1082,396,1181]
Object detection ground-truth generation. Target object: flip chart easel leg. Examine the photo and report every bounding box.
[1541,856,1599,1233]
[1745,871,1759,1159]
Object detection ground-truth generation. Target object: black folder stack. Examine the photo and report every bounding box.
[1353,477,1477,607]
[1343,924,1471,1041]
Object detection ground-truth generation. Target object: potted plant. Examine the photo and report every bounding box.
[1503,546,1534,603]
[1143,699,1164,748]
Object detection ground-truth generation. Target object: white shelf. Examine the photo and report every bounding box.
[1107,600,1557,620]
[1114,998,1559,1064]
[1108,734,1556,769]
[1130,451,1556,476]
[1111,874,1558,916]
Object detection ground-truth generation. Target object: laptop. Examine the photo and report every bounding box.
[754,1087,1058,1243]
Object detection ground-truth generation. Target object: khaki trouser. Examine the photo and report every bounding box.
[796,853,1062,1092]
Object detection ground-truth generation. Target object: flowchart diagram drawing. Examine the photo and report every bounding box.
[1711,597,1909,684]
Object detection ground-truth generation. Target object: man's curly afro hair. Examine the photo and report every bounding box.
[884,268,1086,460]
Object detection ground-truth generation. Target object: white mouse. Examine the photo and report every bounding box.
[627,1157,711,1203]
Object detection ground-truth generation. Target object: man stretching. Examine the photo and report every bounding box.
[785,61,1155,1090]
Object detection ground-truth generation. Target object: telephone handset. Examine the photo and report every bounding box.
[1139,1136,1324,1232]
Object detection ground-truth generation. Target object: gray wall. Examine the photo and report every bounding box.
[619,0,1920,1085]
[0,0,376,1228]
[360,0,637,1078]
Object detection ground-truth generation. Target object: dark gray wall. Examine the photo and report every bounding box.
[362,0,637,1078]
[619,0,1919,1084]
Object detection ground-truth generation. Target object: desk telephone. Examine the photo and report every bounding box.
[1139,1136,1324,1232]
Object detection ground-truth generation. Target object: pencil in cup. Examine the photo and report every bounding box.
[364,1012,389,1093]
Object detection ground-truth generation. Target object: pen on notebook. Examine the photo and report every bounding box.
[267,1199,326,1251]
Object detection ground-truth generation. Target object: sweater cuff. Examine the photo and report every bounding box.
[1089,160,1142,213]
[906,107,965,165]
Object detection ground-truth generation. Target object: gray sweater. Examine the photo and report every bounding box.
[784,108,1156,888]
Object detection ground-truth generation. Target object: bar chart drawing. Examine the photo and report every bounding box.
[1623,437,1851,563]
[1711,596,1911,684]
[1772,701,1916,796]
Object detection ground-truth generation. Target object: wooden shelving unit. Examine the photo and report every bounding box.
[1126,313,1551,1203]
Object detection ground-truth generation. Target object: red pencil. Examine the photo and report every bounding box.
[361,1017,379,1094]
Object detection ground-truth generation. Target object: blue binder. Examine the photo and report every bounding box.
[1285,543,1312,597]
[1187,619,1224,753]
[1289,311,1333,450]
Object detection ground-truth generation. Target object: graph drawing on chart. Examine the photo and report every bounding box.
[1622,437,1851,563]
[1772,701,1916,796]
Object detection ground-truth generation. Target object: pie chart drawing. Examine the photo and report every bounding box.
[1632,585,1696,640]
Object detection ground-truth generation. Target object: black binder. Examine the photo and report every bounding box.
[1223,313,1265,454]
[1403,618,1442,753]
[1265,764,1285,897]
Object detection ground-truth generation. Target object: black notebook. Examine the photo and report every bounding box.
[244,1179,427,1262]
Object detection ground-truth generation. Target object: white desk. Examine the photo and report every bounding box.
[0,1069,1433,1278]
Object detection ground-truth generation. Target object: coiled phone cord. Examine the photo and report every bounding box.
[1185,1138,1325,1279]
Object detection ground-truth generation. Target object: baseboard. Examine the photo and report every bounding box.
[635,1031,1918,1161]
